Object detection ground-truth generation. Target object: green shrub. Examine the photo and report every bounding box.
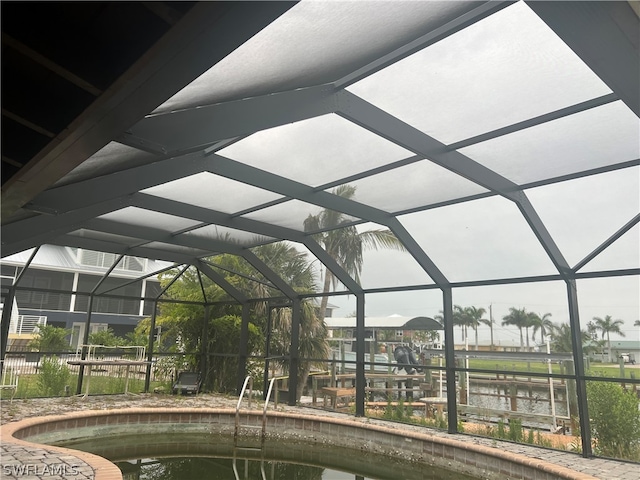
[587,381,640,460]
[37,356,71,397]
[88,328,123,347]
[29,325,70,352]
[508,419,523,442]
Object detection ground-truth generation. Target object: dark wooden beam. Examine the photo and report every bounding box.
[2,33,102,96]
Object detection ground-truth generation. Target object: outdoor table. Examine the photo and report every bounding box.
[67,360,150,399]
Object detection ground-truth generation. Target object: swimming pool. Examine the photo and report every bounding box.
[61,432,478,480]
[2,407,594,480]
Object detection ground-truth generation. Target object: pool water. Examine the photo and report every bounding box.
[59,433,479,480]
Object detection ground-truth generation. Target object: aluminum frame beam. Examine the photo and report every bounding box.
[566,279,592,457]
[133,193,363,295]
[336,91,573,279]
[573,213,640,272]
[25,150,210,215]
[50,234,202,266]
[83,217,243,256]
[527,1,640,118]
[242,250,298,300]
[206,154,449,287]
[197,261,247,304]
[130,84,338,154]
[1,197,133,257]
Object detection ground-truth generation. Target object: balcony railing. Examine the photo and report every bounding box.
[12,315,47,335]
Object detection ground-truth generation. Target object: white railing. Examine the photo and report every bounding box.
[235,376,277,443]
[74,344,146,362]
[14,315,47,335]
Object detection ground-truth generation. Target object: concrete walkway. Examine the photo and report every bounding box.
[1,443,95,480]
[1,394,638,480]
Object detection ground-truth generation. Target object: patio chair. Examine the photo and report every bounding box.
[172,371,201,395]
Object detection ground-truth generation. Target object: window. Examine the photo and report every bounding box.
[78,249,145,272]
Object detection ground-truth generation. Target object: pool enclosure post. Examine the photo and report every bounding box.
[1,246,39,375]
[567,280,592,457]
[287,298,301,406]
[355,293,366,416]
[0,287,16,375]
[76,253,125,395]
[442,288,458,434]
[201,304,210,391]
[262,304,275,398]
[144,301,158,393]
[238,302,250,395]
[145,265,190,392]
[76,294,94,394]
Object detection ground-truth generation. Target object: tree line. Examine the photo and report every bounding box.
[433,305,632,360]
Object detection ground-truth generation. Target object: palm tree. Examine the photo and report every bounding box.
[549,322,594,354]
[592,315,626,363]
[252,242,329,399]
[304,184,406,320]
[464,306,488,351]
[435,305,468,345]
[453,305,469,344]
[501,307,529,349]
[529,312,554,346]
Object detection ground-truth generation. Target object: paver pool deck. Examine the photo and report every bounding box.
[1,394,638,480]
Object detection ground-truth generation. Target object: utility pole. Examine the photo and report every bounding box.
[489,304,494,352]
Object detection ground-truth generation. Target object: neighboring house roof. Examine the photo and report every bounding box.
[2,245,170,279]
[607,340,640,350]
[325,316,443,331]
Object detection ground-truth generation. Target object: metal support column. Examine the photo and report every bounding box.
[201,305,210,391]
[77,253,125,395]
[144,301,158,393]
[1,246,39,374]
[355,293,366,416]
[263,305,274,399]
[567,280,592,457]
[443,288,458,433]
[238,302,250,396]
[288,298,301,406]
[76,295,94,395]
[0,287,16,374]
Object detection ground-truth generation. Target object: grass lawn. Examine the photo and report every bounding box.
[465,358,638,379]
[1,373,171,400]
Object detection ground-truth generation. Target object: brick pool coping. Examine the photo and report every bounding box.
[0,407,599,480]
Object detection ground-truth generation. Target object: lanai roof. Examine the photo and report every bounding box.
[1,1,638,305]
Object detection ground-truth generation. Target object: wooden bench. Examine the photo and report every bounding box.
[417,397,448,418]
[319,387,356,409]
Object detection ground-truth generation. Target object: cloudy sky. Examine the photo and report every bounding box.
[215,1,640,346]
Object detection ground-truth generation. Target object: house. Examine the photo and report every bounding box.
[1,245,166,350]
[606,340,640,364]
[324,315,444,352]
